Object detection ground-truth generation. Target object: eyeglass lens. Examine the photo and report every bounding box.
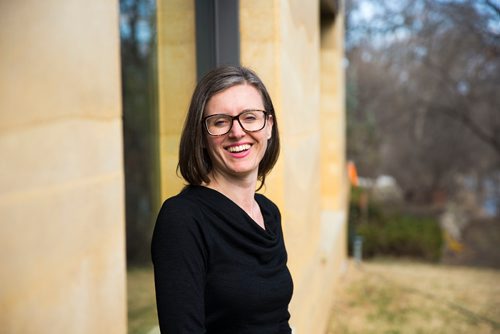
[205,110,266,136]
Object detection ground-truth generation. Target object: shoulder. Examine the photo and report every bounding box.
[158,185,211,217]
[255,193,281,218]
[153,190,205,239]
[255,193,278,209]
[159,192,199,216]
[151,190,209,259]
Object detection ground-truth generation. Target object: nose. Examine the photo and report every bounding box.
[228,118,246,138]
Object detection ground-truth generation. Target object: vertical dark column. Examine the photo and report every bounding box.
[120,0,159,264]
[195,0,240,80]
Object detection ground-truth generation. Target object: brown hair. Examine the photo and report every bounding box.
[178,66,280,190]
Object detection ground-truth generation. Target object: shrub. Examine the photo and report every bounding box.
[357,215,443,262]
[348,187,443,262]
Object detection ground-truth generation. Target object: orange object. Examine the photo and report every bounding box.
[347,161,359,186]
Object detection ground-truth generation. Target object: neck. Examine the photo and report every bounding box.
[205,171,257,212]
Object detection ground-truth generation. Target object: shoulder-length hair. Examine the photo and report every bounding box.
[178,65,280,190]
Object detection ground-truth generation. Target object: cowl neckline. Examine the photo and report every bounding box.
[182,185,280,242]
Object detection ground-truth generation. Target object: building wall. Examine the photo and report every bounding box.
[0,1,126,333]
[157,0,347,333]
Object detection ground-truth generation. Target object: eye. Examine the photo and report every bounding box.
[209,116,230,127]
[241,112,258,122]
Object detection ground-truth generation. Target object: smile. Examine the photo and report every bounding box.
[226,144,251,153]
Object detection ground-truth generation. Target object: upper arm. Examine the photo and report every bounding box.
[151,199,208,333]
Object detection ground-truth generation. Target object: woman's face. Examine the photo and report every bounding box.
[204,84,273,182]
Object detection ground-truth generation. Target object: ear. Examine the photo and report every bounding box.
[266,115,274,140]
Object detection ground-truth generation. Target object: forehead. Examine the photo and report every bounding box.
[205,84,264,115]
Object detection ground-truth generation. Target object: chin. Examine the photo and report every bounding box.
[229,167,257,176]
[218,163,257,178]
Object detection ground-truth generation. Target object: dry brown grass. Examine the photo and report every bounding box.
[327,260,500,334]
[127,266,158,334]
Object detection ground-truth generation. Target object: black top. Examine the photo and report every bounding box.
[151,185,293,334]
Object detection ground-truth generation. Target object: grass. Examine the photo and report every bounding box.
[128,261,500,334]
[127,266,158,334]
[327,259,500,334]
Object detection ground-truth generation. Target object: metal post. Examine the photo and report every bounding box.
[354,235,363,265]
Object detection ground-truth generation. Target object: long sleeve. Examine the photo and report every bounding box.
[151,198,208,333]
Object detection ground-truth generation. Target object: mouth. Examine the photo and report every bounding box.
[226,144,252,153]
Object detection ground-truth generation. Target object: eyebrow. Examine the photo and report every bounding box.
[204,109,266,117]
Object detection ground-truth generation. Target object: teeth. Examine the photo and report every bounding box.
[227,144,251,153]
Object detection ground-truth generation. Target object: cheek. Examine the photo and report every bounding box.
[205,136,223,156]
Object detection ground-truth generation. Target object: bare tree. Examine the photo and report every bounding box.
[346,0,500,207]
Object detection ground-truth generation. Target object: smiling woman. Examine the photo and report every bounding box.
[151,66,292,334]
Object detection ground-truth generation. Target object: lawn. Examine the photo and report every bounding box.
[127,261,500,333]
[127,266,158,334]
[327,260,500,334]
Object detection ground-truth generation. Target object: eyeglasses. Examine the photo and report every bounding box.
[203,110,268,136]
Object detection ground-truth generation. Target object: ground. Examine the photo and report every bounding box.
[442,217,500,269]
[127,266,157,334]
[327,260,500,334]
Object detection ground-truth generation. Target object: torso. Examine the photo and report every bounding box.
[161,185,293,333]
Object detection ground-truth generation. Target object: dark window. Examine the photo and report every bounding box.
[120,0,160,265]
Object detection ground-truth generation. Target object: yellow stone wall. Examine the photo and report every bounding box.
[157,0,198,199]
[0,1,126,333]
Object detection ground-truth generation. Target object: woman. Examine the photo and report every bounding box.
[151,66,293,333]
